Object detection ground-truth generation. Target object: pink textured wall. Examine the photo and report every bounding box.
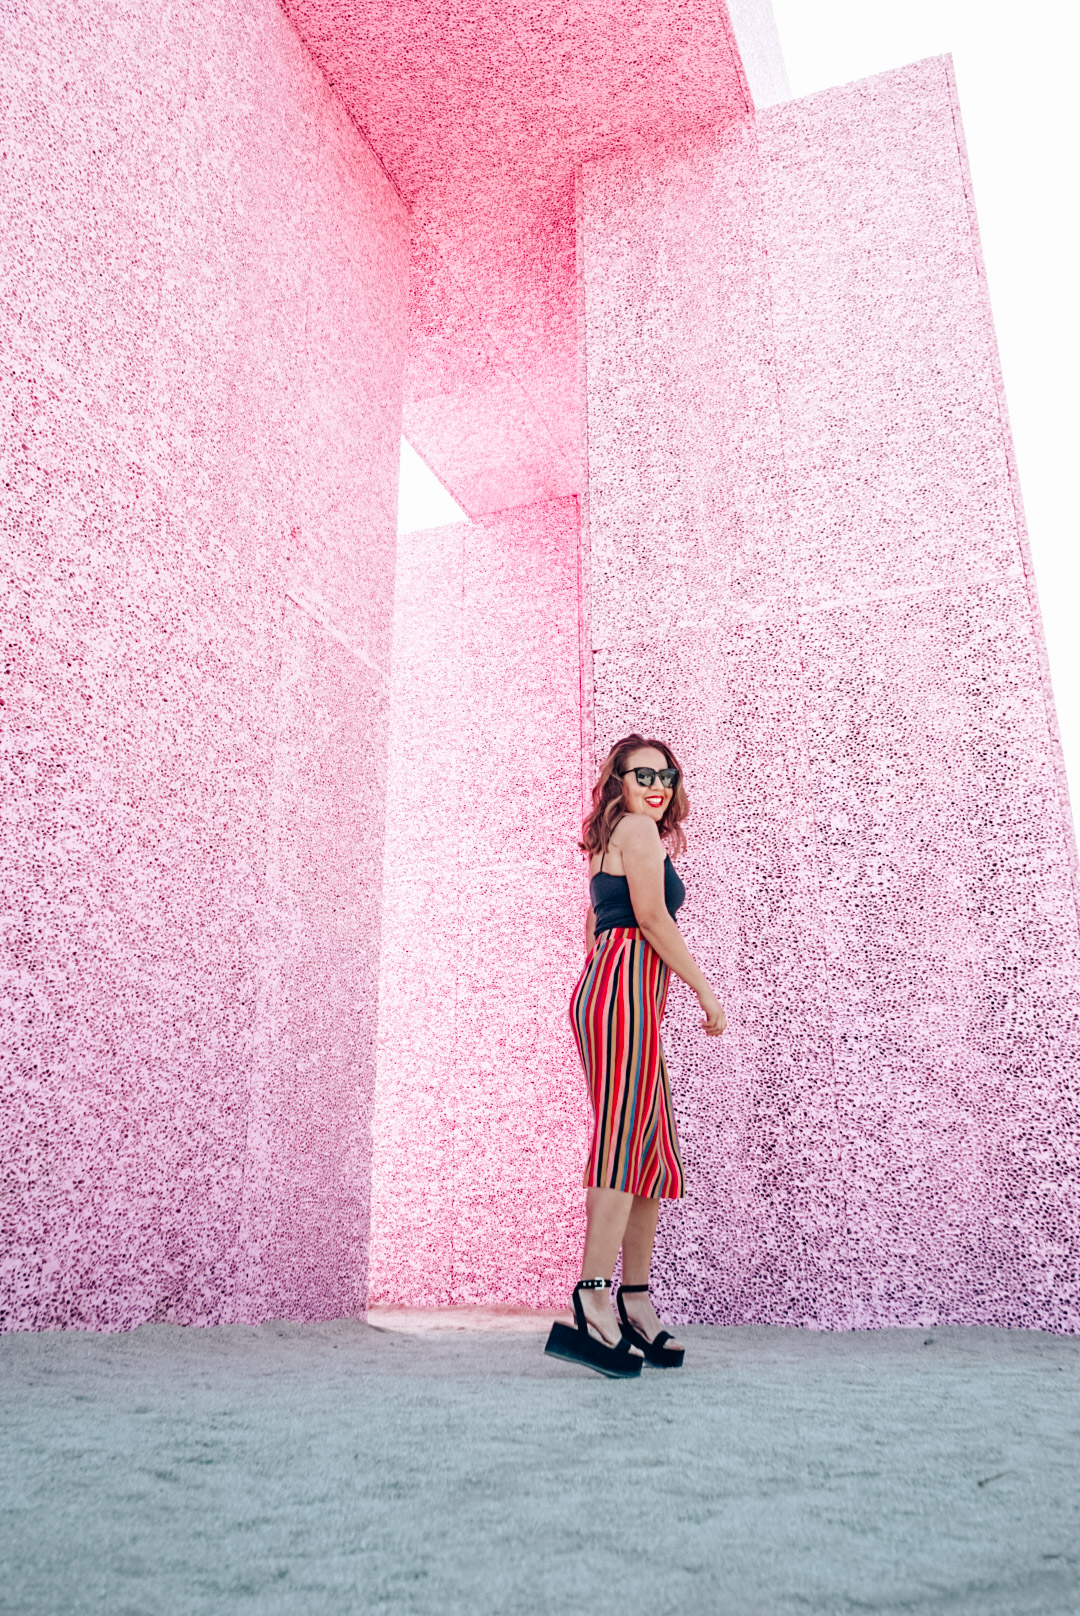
[1,0,408,1329]
[581,59,1080,1330]
[6,4,1075,1338]
[369,499,587,1307]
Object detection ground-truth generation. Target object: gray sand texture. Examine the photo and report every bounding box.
[1,1312,1079,1616]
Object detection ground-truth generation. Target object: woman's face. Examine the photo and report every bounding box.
[620,746,674,826]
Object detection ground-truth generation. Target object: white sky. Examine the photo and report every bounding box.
[396,438,466,533]
[398,0,1080,794]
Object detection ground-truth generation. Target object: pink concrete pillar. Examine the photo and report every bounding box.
[369,499,587,1307]
[1,0,408,1329]
[580,59,1080,1329]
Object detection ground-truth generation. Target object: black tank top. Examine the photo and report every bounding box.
[590,852,685,933]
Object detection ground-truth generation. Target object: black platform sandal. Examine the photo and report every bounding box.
[544,1279,644,1379]
[616,1284,685,1368]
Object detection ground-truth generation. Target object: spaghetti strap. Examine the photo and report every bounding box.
[599,849,605,874]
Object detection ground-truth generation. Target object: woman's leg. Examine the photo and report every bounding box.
[619,1194,683,1349]
[621,1193,660,1285]
[578,1187,635,1345]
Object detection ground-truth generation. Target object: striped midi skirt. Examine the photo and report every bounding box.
[570,926,686,1199]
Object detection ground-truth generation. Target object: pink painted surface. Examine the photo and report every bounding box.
[369,499,587,1307]
[280,0,754,515]
[1,0,408,1329]
[4,2,1075,1338]
[581,59,1080,1329]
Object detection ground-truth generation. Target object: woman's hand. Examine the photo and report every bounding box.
[698,986,727,1037]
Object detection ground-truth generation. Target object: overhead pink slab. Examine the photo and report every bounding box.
[279,0,763,514]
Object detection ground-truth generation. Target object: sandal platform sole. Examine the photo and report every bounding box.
[544,1321,642,1379]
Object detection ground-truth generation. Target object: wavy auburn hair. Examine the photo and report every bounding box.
[579,733,689,860]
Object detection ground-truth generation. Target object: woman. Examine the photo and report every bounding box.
[545,735,726,1378]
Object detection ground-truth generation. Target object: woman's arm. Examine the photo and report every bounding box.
[585,904,596,954]
[619,817,726,1035]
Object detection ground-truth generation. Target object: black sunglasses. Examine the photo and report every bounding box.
[622,766,679,790]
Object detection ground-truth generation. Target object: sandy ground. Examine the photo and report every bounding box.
[1,1312,1079,1616]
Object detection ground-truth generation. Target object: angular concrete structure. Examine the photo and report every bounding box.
[1,0,408,1329]
[581,60,1080,1329]
[3,0,1077,1332]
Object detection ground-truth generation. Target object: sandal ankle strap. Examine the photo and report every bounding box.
[571,1276,613,1335]
[615,1282,651,1329]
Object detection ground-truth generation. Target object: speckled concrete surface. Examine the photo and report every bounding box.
[2,1317,1078,1615]
[580,55,1080,1337]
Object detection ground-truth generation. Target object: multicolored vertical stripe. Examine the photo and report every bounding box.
[570,926,686,1198]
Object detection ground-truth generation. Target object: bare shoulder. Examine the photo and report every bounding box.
[611,814,664,859]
